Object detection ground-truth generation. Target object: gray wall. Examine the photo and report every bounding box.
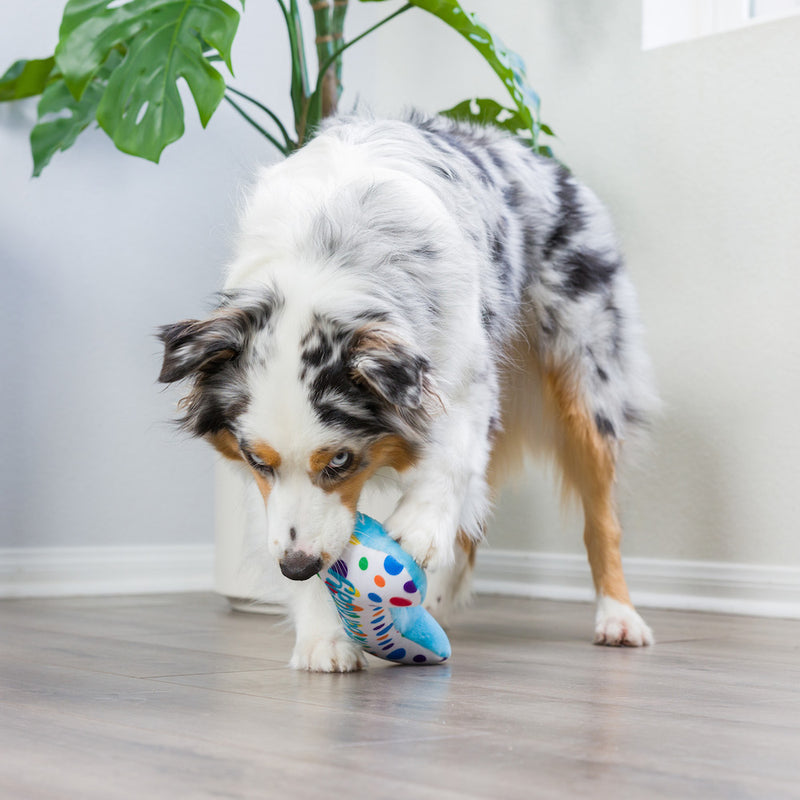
[0,1,290,547]
[3,0,800,571]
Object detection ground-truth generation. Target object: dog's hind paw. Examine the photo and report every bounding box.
[289,636,368,673]
[594,595,654,647]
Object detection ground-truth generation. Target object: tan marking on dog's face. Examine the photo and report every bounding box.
[308,447,340,475]
[251,441,282,470]
[310,435,419,514]
[243,441,282,504]
[208,429,243,462]
[251,473,273,504]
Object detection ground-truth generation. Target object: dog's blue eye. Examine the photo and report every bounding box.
[328,451,353,470]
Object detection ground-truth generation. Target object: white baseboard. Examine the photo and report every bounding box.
[0,545,214,598]
[474,549,800,619]
[3,544,799,620]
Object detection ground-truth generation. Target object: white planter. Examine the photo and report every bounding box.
[214,459,285,612]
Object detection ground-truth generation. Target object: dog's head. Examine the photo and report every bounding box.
[158,287,435,580]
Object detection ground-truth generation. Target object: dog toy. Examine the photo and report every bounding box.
[321,513,451,665]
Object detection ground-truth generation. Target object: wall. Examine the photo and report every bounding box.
[3,0,799,603]
[484,1,800,570]
[0,1,293,559]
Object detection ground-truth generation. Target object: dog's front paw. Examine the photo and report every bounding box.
[289,636,368,673]
[594,595,654,647]
[386,507,455,570]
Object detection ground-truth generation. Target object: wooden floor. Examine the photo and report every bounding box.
[1,594,799,800]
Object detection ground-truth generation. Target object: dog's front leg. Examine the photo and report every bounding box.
[285,576,367,672]
[386,402,491,571]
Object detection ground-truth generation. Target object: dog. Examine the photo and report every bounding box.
[158,112,658,671]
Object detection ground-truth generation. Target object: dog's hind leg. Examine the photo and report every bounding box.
[544,366,654,647]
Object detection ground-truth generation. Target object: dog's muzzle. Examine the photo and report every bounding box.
[279,551,323,581]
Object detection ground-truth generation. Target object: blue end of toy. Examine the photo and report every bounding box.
[320,513,451,665]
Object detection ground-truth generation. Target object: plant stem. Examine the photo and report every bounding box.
[314,2,412,97]
[225,85,295,149]
[279,0,311,138]
[223,94,290,156]
[331,0,348,96]
[309,0,337,117]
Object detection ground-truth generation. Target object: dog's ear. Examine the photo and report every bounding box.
[349,326,432,410]
[158,317,241,384]
[158,293,276,384]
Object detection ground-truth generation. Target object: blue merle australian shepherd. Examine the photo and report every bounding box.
[159,113,658,671]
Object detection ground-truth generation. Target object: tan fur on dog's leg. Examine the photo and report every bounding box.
[544,368,653,646]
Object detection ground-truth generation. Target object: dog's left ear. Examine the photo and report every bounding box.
[157,317,241,384]
[349,326,432,409]
[158,291,276,384]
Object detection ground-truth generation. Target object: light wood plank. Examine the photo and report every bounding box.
[1,593,799,799]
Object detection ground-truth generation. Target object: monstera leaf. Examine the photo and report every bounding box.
[363,0,547,146]
[29,51,122,177]
[54,0,242,162]
[441,97,554,155]
[0,57,57,101]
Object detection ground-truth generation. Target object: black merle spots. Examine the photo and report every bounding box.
[539,305,558,339]
[486,146,507,172]
[408,243,440,262]
[586,346,609,383]
[604,298,624,357]
[520,224,542,285]
[299,316,351,380]
[418,118,495,186]
[543,168,584,260]
[158,288,279,437]
[489,216,514,288]
[481,302,497,333]
[559,250,619,299]
[428,161,459,182]
[448,136,494,186]
[623,405,647,428]
[351,344,430,411]
[595,414,616,438]
[503,181,527,213]
[159,289,277,371]
[487,414,502,442]
[316,403,388,438]
[299,315,433,442]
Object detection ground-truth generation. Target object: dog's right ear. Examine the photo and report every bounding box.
[158,317,240,384]
[349,325,434,411]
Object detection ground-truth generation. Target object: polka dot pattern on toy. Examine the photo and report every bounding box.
[321,513,451,666]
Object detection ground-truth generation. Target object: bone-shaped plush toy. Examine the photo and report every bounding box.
[321,513,451,665]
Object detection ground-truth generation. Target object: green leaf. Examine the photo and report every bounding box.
[440,98,556,154]
[440,97,534,139]
[54,0,242,162]
[0,57,57,102]
[362,0,541,143]
[29,51,121,176]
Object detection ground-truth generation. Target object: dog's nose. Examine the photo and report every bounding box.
[279,551,323,581]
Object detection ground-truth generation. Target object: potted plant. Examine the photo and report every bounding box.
[1,0,555,606]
